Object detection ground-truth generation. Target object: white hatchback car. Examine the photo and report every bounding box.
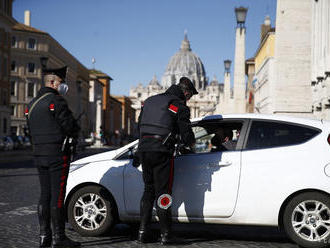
[66,114,330,248]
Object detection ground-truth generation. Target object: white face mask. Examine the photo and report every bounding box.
[58,83,69,95]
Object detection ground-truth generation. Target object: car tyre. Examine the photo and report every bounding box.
[67,185,117,236]
[283,192,330,248]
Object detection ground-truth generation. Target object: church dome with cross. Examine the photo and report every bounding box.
[161,33,207,90]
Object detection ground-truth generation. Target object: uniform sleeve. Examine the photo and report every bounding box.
[177,103,195,147]
[53,96,80,138]
[137,105,143,134]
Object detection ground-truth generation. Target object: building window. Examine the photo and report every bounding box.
[3,58,8,77]
[11,105,15,116]
[137,93,141,98]
[28,38,36,50]
[11,60,16,72]
[11,36,17,48]
[10,81,16,96]
[2,89,8,105]
[3,118,7,134]
[27,82,34,97]
[27,63,35,73]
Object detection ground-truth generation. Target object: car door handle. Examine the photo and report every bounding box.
[218,161,232,167]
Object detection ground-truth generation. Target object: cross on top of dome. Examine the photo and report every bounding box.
[180,30,191,51]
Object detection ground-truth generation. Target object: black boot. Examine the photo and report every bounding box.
[137,228,154,243]
[51,208,80,248]
[51,233,81,248]
[157,208,174,245]
[39,235,52,248]
[137,196,155,243]
[160,232,173,245]
[38,204,52,248]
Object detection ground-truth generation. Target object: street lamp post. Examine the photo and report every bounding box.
[40,57,48,87]
[233,6,248,113]
[235,6,248,28]
[224,60,232,74]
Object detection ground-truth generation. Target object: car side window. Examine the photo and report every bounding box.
[246,121,321,150]
[191,121,243,154]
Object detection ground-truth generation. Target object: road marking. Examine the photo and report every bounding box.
[4,205,37,216]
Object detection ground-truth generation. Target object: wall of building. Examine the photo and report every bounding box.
[0,0,15,136]
[273,0,313,117]
[255,33,275,71]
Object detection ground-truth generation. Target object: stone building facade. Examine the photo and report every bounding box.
[89,69,113,141]
[10,11,90,136]
[253,0,313,118]
[112,95,135,137]
[0,0,15,137]
[311,0,330,119]
[89,71,104,145]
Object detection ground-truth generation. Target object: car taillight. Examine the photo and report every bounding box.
[328,134,330,145]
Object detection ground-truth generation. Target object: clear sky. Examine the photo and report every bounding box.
[13,0,277,95]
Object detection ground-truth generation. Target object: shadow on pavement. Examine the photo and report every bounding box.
[77,223,294,247]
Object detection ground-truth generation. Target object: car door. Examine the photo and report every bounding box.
[171,119,248,219]
[238,119,322,224]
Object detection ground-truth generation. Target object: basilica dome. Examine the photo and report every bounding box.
[161,33,207,90]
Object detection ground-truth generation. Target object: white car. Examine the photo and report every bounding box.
[66,114,330,248]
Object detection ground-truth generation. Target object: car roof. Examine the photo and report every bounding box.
[192,113,324,129]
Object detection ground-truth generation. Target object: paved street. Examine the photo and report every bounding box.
[0,148,298,248]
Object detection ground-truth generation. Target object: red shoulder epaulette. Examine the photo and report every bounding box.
[49,103,55,111]
[168,104,178,114]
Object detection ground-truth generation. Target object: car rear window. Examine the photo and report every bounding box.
[246,120,321,150]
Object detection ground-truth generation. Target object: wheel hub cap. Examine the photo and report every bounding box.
[73,193,107,231]
[291,200,330,242]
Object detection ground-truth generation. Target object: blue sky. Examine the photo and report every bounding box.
[13,0,277,95]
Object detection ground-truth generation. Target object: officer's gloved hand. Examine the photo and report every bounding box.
[178,144,193,154]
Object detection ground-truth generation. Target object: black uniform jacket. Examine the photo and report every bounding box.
[26,87,80,156]
[138,84,195,153]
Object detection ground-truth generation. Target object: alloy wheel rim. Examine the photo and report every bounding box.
[291,200,330,242]
[73,193,107,230]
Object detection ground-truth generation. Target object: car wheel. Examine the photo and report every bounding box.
[67,185,117,236]
[283,192,330,248]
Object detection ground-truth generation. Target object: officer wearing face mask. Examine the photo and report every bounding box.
[25,66,80,248]
[136,77,197,245]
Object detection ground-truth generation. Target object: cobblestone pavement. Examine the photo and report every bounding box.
[0,149,299,248]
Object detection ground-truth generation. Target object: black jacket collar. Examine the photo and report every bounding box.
[37,87,59,97]
[165,85,185,101]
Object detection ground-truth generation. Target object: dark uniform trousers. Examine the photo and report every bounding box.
[35,154,70,236]
[140,151,174,234]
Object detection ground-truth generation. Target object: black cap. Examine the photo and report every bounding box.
[42,66,67,81]
[179,77,198,95]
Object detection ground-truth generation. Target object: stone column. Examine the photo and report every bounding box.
[223,70,231,114]
[95,98,102,147]
[233,11,247,114]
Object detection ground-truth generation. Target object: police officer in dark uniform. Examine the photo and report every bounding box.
[136,77,197,245]
[26,66,80,248]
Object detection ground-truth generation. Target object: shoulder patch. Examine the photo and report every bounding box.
[168,104,178,114]
[49,103,55,111]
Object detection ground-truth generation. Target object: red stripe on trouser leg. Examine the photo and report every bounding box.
[57,156,68,208]
[168,157,174,194]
